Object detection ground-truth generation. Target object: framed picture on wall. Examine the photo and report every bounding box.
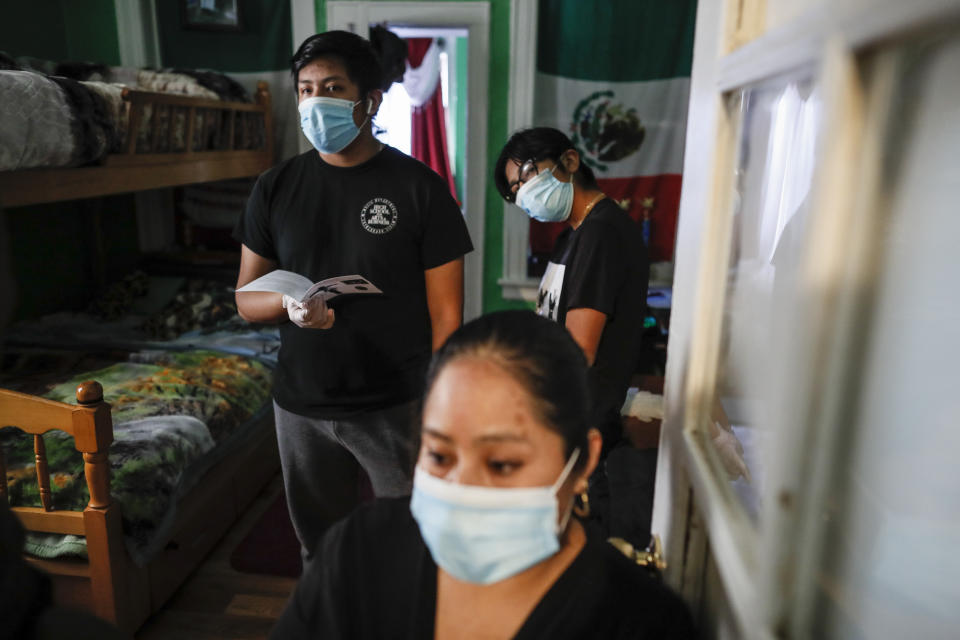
[182,0,242,32]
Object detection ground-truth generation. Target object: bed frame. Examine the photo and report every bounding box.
[0,81,274,208]
[0,77,280,632]
[0,380,279,633]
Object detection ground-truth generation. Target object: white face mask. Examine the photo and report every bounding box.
[516,166,574,223]
[298,96,372,154]
[409,449,581,585]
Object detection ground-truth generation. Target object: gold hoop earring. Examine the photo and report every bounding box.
[573,490,590,518]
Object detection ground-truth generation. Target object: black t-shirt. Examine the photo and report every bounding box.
[234,147,473,418]
[271,498,695,639]
[536,199,649,445]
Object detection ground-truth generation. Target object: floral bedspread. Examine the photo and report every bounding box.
[1,349,271,565]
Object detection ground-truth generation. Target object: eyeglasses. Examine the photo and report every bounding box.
[506,159,544,202]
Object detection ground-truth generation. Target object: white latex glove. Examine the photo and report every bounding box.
[620,389,664,421]
[708,421,752,482]
[282,294,335,329]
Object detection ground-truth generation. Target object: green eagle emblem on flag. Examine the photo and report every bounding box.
[571,90,646,171]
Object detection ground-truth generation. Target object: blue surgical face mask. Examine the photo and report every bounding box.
[298,96,371,154]
[410,448,581,585]
[516,166,574,223]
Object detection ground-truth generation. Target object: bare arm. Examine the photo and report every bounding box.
[565,307,607,366]
[235,244,286,324]
[424,257,464,352]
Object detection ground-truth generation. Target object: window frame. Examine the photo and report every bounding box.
[651,0,960,637]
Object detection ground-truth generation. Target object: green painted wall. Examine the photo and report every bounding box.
[0,1,69,60]
[480,0,528,313]
[4,197,141,320]
[453,35,468,205]
[312,0,528,314]
[62,0,121,65]
[0,0,119,64]
[157,0,292,71]
[1,0,126,320]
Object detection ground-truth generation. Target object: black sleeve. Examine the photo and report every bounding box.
[564,220,627,316]
[269,518,353,640]
[419,172,473,270]
[232,174,277,260]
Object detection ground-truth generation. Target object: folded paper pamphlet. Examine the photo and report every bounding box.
[235,270,382,303]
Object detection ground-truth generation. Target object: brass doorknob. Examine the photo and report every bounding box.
[608,533,668,572]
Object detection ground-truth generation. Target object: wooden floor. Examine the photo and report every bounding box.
[136,474,298,640]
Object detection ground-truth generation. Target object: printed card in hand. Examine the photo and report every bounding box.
[302,276,382,301]
[236,270,382,303]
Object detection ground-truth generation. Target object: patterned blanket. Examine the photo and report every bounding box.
[1,349,272,565]
[5,275,280,363]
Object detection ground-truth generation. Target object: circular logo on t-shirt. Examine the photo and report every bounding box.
[360,198,399,234]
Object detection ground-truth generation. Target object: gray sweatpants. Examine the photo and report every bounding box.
[273,400,418,560]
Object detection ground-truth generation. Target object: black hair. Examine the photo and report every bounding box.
[494,127,599,202]
[291,30,383,96]
[368,25,408,91]
[424,310,592,466]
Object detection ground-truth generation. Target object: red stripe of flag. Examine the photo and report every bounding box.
[528,174,682,264]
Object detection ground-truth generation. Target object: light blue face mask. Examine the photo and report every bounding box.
[410,449,581,585]
[516,165,574,223]
[298,96,371,154]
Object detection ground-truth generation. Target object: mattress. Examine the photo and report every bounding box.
[1,346,274,566]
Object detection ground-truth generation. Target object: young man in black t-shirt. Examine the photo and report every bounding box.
[234,31,472,560]
[495,127,650,546]
[536,200,648,447]
[495,129,648,453]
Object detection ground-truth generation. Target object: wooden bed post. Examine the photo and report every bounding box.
[123,89,143,156]
[0,442,7,501]
[71,381,129,629]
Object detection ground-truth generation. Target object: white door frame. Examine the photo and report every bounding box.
[326,1,489,321]
[290,0,317,63]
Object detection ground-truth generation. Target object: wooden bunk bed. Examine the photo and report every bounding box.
[0,380,278,633]
[0,80,274,208]
[0,78,280,633]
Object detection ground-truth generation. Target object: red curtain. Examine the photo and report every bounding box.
[406,38,458,200]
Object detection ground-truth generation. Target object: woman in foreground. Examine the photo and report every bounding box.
[271,310,694,639]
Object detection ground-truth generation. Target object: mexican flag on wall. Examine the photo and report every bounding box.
[531,0,697,265]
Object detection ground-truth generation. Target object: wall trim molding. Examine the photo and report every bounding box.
[290,0,318,155]
[501,0,538,299]
[497,277,539,303]
[114,0,161,68]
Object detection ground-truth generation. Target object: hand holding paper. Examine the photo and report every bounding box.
[238,270,380,330]
[237,270,382,304]
[282,294,335,329]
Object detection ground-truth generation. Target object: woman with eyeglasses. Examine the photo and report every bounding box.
[494,128,649,462]
[271,310,693,639]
